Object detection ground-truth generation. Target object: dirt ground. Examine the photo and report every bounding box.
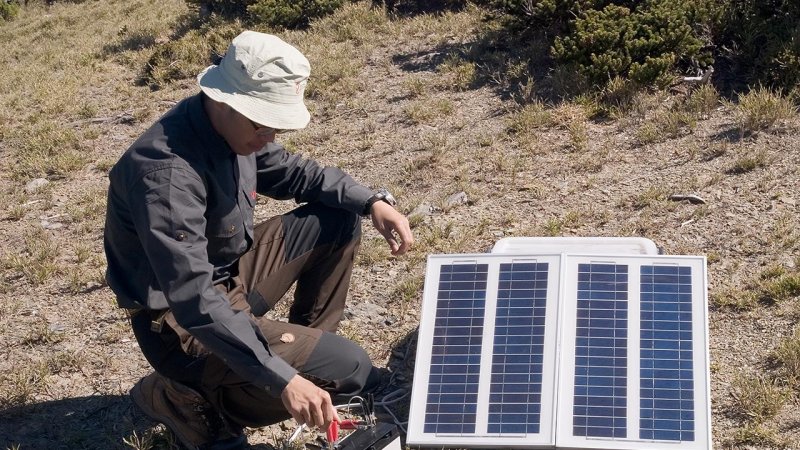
[1,2,799,449]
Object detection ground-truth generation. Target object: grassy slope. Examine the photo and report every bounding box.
[1,1,799,449]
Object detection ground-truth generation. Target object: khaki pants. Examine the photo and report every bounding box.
[131,203,378,427]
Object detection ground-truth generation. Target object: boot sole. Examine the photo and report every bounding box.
[130,378,199,450]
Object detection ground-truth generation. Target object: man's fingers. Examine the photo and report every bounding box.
[309,401,325,428]
[321,394,336,428]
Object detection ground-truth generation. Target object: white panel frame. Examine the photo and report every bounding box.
[408,253,711,450]
[407,254,562,448]
[555,255,710,450]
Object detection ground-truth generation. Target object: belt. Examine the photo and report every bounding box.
[125,307,169,333]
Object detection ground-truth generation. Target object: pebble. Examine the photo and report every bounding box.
[444,191,469,209]
[408,203,433,221]
[41,220,63,230]
[344,301,388,324]
[25,178,49,193]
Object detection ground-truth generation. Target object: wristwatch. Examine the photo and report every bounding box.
[363,188,397,215]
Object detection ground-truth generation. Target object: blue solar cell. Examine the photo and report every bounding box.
[487,262,549,435]
[424,263,488,435]
[573,263,629,439]
[640,265,695,442]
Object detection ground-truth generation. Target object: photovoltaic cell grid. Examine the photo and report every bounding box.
[424,263,488,434]
[573,263,629,439]
[640,265,695,441]
[409,253,709,450]
[488,262,549,434]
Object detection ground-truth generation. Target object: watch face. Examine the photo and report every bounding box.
[381,190,397,206]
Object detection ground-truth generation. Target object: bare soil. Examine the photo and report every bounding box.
[1,2,799,450]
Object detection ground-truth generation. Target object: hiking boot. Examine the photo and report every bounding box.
[130,372,246,450]
[362,367,394,400]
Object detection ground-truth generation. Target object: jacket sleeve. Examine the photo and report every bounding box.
[128,165,297,396]
[254,143,374,214]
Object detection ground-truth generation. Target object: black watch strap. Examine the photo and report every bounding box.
[363,189,397,216]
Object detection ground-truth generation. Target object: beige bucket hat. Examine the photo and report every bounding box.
[198,31,311,130]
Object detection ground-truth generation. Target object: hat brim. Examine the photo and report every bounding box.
[197,65,311,130]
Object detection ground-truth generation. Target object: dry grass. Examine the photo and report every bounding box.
[734,87,797,134]
[730,373,791,423]
[1,0,800,449]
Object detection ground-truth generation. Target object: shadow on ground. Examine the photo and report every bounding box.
[0,394,147,449]
[377,326,418,446]
[0,393,278,449]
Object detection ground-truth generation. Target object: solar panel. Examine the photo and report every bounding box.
[408,253,710,450]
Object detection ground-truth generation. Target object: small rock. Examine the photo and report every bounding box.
[669,193,706,204]
[444,191,469,209]
[25,178,49,193]
[41,220,63,230]
[49,323,65,333]
[344,301,387,324]
[408,203,433,221]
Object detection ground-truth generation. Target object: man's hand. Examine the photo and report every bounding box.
[280,374,340,429]
[370,200,414,255]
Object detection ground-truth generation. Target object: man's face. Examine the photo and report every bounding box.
[224,108,280,156]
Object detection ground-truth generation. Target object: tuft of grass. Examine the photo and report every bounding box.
[772,329,800,387]
[122,426,176,450]
[729,424,791,449]
[628,186,669,210]
[684,83,719,118]
[8,228,61,285]
[45,350,85,374]
[66,187,108,224]
[711,288,758,310]
[714,264,800,310]
[636,110,695,145]
[94,157,117,173]
[735,87,796,134]
[636,122,660,145]
[356,236,391,267]
[508,101,555,133]
[437,54,477,91]
[596,76,643,119]
[0,361,50,408]
[566,120,588,152]
[759,274,800,305]
[701,142,727,161]
[21,321,65,346]
[6,121,88,180]
[730,373,791,423]
[306,1,391,46]
[727,149,770,174]
[403,76,427,99]
[772,212,800,250]
[390,274,426,318]
[403,97,454,124]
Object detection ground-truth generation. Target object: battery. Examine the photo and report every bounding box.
[335,422,401,450]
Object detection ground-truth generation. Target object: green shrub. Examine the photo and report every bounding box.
[248,0,347,29]
[1,0,21,21]
[142,23,241,88]
[714,0,800,91]
[185,0,350,28]
[185,0,253,19]
[552,0,713,87]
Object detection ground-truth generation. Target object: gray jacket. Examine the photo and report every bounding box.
[104,93,373,395]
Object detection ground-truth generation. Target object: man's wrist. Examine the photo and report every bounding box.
[362,188,397,216]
